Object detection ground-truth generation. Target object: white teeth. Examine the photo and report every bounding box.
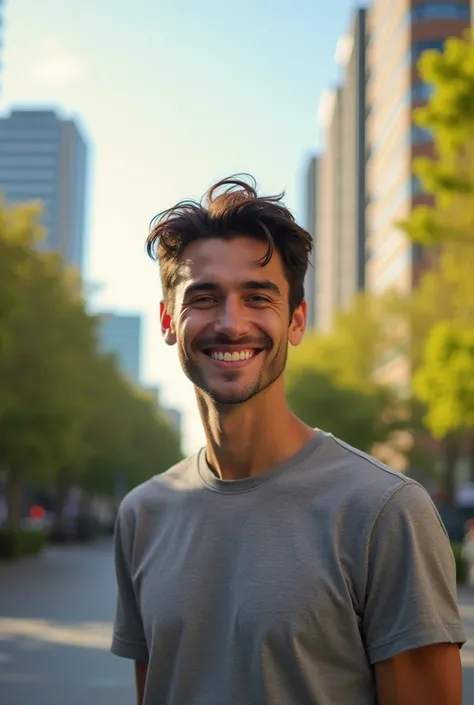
[210,350,254,361]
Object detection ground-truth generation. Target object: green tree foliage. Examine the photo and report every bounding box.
[286,294,407,456]
[400,34,474,247]
[414,322,474,441]
[397,34,474,496]
[0,199,182,528]
[286,367,393,453]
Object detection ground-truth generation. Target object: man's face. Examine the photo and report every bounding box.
[161,237,306,405]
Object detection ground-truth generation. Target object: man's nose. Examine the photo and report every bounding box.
[214,298,249,338]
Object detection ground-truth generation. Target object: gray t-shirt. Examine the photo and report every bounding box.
[111,431,465,705]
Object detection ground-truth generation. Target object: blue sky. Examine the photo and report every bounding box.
[3,0,361,453]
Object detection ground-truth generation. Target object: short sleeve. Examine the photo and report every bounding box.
[111,506,149,661]
[363,482,466,665]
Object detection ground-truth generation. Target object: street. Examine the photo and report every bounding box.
[0,540,473,704]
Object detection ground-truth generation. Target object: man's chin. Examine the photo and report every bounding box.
[198,381,261,406]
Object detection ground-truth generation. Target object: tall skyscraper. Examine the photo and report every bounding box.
[303,155,319,330]
[366,0,470,386]
[98,313,142,384]
[316,87,342,333]
[0,109,88,272]
[0,1,4,101]
[315,8,367,332]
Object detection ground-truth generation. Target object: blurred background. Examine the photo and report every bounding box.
[1,0,474,703]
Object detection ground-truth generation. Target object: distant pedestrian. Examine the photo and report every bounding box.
[111,176,465,705]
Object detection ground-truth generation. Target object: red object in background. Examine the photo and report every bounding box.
[30,505,46,520]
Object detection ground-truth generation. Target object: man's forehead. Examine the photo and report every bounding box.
[178,250,269,281]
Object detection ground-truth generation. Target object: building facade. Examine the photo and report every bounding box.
[315,8,367,332]
[98,313,142,384]
[303,155,319,330]
[0,109,88,272]
[0,1,4,101]
[366,0,470,386]
[316,87,342,333]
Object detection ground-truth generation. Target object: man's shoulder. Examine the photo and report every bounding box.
[117,452,200,519]
[318,433,426,509]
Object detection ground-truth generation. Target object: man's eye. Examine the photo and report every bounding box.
[193,296,216,305]
[248,295,270,304]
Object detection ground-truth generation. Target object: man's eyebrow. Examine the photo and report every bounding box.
[183,279,281,297]
[242,280,281,295]
[183,282,221,297]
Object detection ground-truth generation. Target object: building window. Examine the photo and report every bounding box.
[411,175,427,195]
[411,39,446,63]
[0,168,56,181]
[411,124,432,144]
[411,81,434,102]
[410,4,470,21]
[0,129,59,141]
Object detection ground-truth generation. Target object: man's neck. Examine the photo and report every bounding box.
[196,381,315,481]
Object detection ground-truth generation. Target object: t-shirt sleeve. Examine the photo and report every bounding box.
[111,505,149,661]
[363,481,466,665]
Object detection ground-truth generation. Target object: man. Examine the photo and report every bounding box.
[111,176,465,705]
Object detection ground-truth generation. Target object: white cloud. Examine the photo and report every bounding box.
[29,40,85,87]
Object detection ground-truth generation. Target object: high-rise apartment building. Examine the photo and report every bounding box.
[316,87,342,333]
[0,109,88,272]
[303,155,319,330]
[366,0,470,385]
[0,1,4,101]
[315,8,367,332]
[98,313,142,384]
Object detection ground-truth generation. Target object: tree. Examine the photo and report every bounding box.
[290,293,406,391]
[286,294,408,463]
[396,34,474,496]
[0,204,97,527]
[286,367,394,453]
[80,357,182,497]
[0,199,183,529]
[399,34,474,248]
[413,322,474,502]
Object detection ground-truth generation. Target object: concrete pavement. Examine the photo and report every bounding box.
[0,540,135,705]
[0,539,473,704]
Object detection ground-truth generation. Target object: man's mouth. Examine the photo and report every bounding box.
[202,348,263,363]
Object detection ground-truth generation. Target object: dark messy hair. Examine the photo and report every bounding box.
[146,174,313,315]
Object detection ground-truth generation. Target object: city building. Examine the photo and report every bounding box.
[303,155,319,330]
[366,0,470,387]
[315,7,368,332]
[0,109,88,272]
[0,1,4,101]
[98,312,142,383]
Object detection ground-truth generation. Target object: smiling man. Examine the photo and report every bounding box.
[111,176,465,705]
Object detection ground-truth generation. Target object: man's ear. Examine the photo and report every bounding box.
[288,300,307,347]
[160,301,177,346]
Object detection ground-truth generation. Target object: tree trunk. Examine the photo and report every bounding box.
[6,467,23,529]
[444,437,458,506]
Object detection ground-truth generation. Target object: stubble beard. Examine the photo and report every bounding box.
[180,341,288,406]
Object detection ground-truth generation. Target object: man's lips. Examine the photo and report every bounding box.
[200,346,264,368]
